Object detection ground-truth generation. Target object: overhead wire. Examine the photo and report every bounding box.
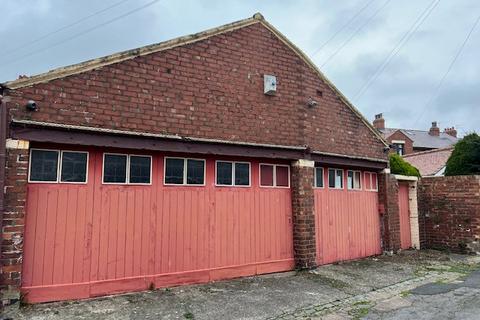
[310,0,376,57]
[1,0,133,58]
[353,0,441,101]
[0,0,161,68]
[320,0,392,68]
[413,12,480,127]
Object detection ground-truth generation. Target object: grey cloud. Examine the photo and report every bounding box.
[0,0,478,134]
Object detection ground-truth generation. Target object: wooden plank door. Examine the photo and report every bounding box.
[398,182,412,249]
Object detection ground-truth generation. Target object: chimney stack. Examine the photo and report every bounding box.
[373,113,385,130]
[444,127,457,138]
[429,121,440,136]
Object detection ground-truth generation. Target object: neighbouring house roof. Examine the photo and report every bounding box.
[402,147,454,176]
[1,13,388,149]
[380,128,458,149]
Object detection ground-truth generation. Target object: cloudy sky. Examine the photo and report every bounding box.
[1,0,478,135]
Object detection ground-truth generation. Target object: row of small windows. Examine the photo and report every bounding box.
[28,149,290,188]
[29,149,377,190]
[314,168,378,191]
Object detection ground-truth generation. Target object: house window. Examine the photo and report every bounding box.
[29,149,89,183]
[60,151,88,183]
[371,173,378,191]
[364,172,378,191]
[216,161,250,186]
[392,140,406,156]
[103,154,152,184]
[260,164,290,187]
[328,168,343,189]
[234,162,250,186]
[164,158,184,184]
[129,156,152,184]
[29,149,60,182]
[393,143,405,155]
[314,167,324,188]
[347,170,361,190]
[164,158,205,185]
[103,154,128,183]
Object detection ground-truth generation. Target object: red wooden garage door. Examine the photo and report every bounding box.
[398,182,412,250]
[22,148,293,303]
[314,168,382,265]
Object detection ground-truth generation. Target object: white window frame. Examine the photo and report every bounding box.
[59,150,89,184]
[215,160,251,187]
[259,163,290,188]
[128,154,153,185]
[28,148,61,183]
[328,168,344,190]
[314,167,324,189]
[102,153,152,185]
[163,157,206,186]
[102,153,129,185]
[347,170,362,191]
[364,171,378,191]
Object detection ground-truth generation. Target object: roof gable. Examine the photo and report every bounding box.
[3,13,387,148]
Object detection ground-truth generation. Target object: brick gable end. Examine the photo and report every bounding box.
[6,22,386,160]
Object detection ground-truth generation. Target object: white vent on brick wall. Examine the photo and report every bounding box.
[264,74,277,95]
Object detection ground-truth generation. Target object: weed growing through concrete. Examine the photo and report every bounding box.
[183,311,194,319]
[400,290,411,297]
[348,300,373,320]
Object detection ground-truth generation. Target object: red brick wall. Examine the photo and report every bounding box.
[386,131,413,155]
[418,176,480,253]
[378,173,401,251]
[6,22,386,161]
[291,162,316,268]
[1,146,29,304]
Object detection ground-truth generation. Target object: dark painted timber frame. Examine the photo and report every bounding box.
[10,121,388,170]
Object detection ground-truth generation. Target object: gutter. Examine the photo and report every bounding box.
[0,88,7,251]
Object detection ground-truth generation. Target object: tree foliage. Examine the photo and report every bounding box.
[389,153,421,177]
[445,133,480,176]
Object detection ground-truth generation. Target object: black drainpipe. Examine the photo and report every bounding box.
[0,86,7,247]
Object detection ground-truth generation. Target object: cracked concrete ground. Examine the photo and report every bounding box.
[363,270,480,320]
[2,250,479,320]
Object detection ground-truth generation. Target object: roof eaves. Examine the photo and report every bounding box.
[11,119,308,151]
[2,14,262,90]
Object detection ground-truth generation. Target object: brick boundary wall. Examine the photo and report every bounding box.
[418,175,480,254]
[0,140,29,305]
[290,159,317,268]
[378,173,401,252]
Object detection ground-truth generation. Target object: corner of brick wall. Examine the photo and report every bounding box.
[418,175,480,254]
[1,141,29,305]
[378,173,401,252]
[290,160,316,269]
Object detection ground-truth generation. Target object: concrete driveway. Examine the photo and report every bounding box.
[3,250,479,320]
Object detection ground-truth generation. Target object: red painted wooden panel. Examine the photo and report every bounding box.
[22,152,293,303]
[398,183,412,249]
[314,169,381,265]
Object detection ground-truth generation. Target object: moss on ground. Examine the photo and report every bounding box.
[302,272,350,289]
[348,300,373,320]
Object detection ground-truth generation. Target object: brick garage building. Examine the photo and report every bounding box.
[0,14,391,304]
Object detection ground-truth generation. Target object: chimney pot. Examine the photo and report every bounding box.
[444,127,457,138]
[373,113,385,130]
[429,121,440,136]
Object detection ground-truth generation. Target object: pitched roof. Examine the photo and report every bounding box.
[380,128,458,149]
[1,13,388,148]
[403,147,454,176]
